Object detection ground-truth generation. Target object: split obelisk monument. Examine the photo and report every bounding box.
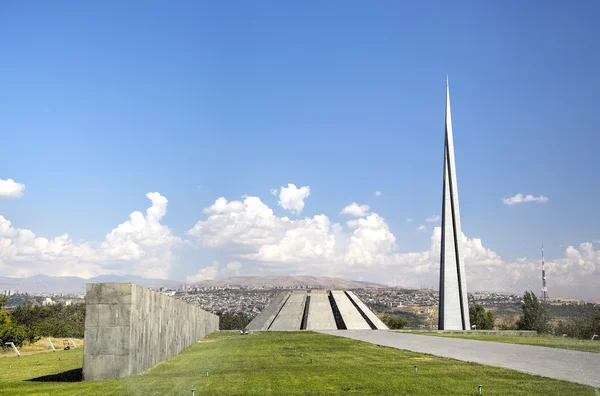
[438,78,471,330]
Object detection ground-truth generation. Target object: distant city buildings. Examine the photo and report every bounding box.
[1,285,594,316]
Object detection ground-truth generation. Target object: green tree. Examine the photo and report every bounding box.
[10,302,86,338]
[0,323,28,347]
[381,315,409,329]
[469,304,494,330]
[517,291,551,333]
[0,301,29,347]
[218,312,251,330]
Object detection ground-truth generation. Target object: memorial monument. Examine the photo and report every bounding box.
[438,78,471,330]
[247,290,387,331]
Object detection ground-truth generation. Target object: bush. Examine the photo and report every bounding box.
[554,307,600,340]
[381,315,409,329]
[218,312,252,330]
[499,322,517,331]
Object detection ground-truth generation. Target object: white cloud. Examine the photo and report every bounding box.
[186,260,243,283]
[0,179,25,199]
[186,261,220,282]
[188,196,396,272]
[0,192,181,279]
[375,191,382,197]
[1,185,596,298]
[341,203,370,217]
[417,225,427,232]
[270,189,278,196]
[275,184,310,214]
[224,261,243,276]
[100,192,182,278]
[406,218,414,223]
[503,193,549,205]
[426,215,440,222]
[0,216,16,236]
[187,191,600,298]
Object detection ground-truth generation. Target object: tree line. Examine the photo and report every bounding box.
[472,290,600,339]
[377,290,599,338]
[0,297,85,348]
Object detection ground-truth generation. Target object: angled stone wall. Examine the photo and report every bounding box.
[83,283,218,381]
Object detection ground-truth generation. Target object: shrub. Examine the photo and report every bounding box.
[381,315,409,329]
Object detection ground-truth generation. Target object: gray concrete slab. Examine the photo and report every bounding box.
[330,290,370,330]
[269,291,306,331]
[247,291,291,331]
[318,330,600,388]
[306,291,337,330]
[345,291,388,330]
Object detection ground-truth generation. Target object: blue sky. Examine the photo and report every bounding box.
[1,1,599,298]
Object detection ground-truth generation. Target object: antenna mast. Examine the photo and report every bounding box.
[541,245,549,303]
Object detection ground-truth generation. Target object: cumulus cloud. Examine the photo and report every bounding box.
[187,192,599,298]
[186,261,220,282]
[100,192,182,278]
[426,215,440,222]
[503,193,549,205]
[417,225,427,232]
[375,191,382,197]
[341,203,370,217]
[0,179,25,199]
[188,196,396,272]
[274,184,310,214]
[186,260,243,283]
[2,185,596,298]
[0,192,181,279]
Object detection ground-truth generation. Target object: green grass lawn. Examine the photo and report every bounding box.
[412,332,600,353]
[0,331,596,395]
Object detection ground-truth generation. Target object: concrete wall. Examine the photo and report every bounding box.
[83,283,218,381]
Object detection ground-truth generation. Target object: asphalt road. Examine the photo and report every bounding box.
[318,330,600,388]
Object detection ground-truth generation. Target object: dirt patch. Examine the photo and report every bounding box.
[198,338,219,343]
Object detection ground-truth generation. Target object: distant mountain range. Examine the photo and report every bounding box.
[0,275,385,294]
[0,275,182,294]
[193,276,385,289]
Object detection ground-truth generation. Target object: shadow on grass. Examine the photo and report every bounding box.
[27,368,83,382]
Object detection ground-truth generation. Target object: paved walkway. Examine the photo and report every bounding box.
[318,330,600,388]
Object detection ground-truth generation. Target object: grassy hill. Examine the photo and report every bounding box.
[0,332,596,395]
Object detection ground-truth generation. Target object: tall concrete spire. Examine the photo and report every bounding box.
[438,78,471,330]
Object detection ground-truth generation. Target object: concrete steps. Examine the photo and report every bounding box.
[269,291,307,330]
[247,289,386,331]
